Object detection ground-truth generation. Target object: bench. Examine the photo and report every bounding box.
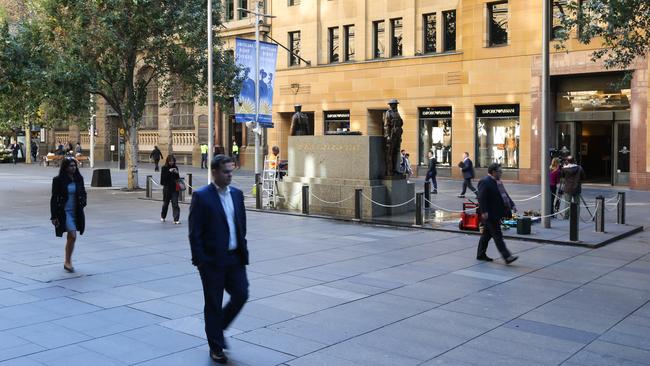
[43,154,89,167]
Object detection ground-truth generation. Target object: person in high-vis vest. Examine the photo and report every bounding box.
[200,143,208,169]
[231,140,240,169]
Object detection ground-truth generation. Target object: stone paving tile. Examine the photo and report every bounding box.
[7,322,92,349]
[234,327,327,356]
[0,289,40,307]
[528,255,630,284]
[50,307,166,338]
[563,340,650,366]
[27,345,127,366]
[0,332,45,362]
[388,273,502,304]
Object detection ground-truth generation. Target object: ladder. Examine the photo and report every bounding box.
[261,155,279,208]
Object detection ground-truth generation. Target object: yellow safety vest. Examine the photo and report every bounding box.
[232,144,239,154]
[200,144,208,154]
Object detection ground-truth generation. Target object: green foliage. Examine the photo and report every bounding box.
[556,0,650,77]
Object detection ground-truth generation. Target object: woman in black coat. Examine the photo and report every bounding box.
[160,154,180,224]
[50,157,87,272]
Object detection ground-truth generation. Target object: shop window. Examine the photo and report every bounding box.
[555,73,631,112]
[373,20,385,58]
[475,105,519,168]
[324,110,350,134]
[552,0,568,40]
[488,1,508,46]
[423,13,437,54]
[390,18,403,57]
[419,107,452,167]
[328,26,339,63]
[344,25,355,61]
[443,10,456,51]
[289,31,301,66]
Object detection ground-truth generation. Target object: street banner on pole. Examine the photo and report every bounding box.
[234,38,278,127]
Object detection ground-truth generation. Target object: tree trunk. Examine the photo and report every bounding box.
[167,101,174,157]
[24,120,32,164]
[125,121,139,189]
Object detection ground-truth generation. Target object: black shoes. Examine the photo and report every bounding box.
[476,255,493,262]
[64,264,75,273]
[210,349,228,364]
[457,194,465,198]
[505,255,519,264]
[432,190,438,194]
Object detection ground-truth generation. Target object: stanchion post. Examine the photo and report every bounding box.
[424,182,431,209]
[179,180,185,202]
[415,192,423,226]
[255,173,262,209]
[354,188,362,220]
[569,201,579,241]
[595,195,605,232]
[187,173,193,195]
[302,185,309,215]
[617,192,625,225]
[146,175,152,198]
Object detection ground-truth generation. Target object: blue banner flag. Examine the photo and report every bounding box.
[235,38,278,127]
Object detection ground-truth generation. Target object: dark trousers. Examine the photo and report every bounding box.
[154,160,160,172]
[477,218,512,259]
[198,260,249,351]
[461,178,477,195]
[425,172,437,190]
[550,185,559,213]
[201,153,207,169]
[161,186,180,221]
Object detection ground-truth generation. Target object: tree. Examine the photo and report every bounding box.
[556,0,650,77]
[37,0,241,189]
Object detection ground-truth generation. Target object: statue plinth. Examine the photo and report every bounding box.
[277,136,414,218]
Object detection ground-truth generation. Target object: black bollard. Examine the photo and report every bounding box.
[354,188,362,220]
[569,201,579,241]
[187,173,193,195]
[595,195,605,232]
[617,192,626,225]
[256,182,262,209]
[424,181,431,209]
[179,177,185,202]
[146,175,152,198]
[415,192,423,226]
[302,185,309,215]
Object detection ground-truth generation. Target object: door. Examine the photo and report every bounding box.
[556,122,576,158]
[579,121,611,183]
[614,121,630,185]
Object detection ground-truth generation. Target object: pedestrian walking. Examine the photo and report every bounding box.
[403,153,413,180]
[11,142,20,164]
[189,154,249,364]
[200,143,209,169]
[31,140,38,162]
[75,142,82,156]
[549,157,562,214]
[150,145,163,172]
[231,139,239,169]
[425,151,438,194]
[457,152,478,198]
[476,163,518,264]
[160,155,181,224]
[561,156,586,219]
[50,157,87,273]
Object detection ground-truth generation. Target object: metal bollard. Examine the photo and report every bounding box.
[179,177,185,202]
[354,188,362,220]
[187,173,192,195]
[415,192,423,226]
[302,185,310,215]
[256,182,262,209]
[146,175,152,198]
[595,195,605,232]
[617,192,626,225]
[569,201,579,241]
[424,182,431,209]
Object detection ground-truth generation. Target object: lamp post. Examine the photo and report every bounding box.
[541,0,551,228]
[90,94,95,168]
[207,0,214,183]
[239,1,275,175]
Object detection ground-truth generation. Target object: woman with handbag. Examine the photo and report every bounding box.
[160,155,181,224]
[50,157,87,273]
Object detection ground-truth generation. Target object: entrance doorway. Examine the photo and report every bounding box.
[579,122,611,183]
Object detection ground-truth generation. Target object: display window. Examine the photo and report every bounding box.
[475,104,519,168]
[324,110,350,134]
[418,107,452,167]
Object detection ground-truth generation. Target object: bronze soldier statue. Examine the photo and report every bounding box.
[290,104,311,136]
[383,99,403,176]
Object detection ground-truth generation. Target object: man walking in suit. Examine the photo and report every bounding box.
[476,163,518,264]
[425,151,438,194]
[458,152,478,198]
[189,154,250,364]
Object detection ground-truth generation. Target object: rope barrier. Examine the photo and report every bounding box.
[361,192,415,208]
[423,198,469,213]
[310,192,355,205]
[527,206,570,220]
[512,193,541,202]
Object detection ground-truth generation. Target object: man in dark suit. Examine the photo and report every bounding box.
[458,152,478,198]
[189,154,250,364]
[476,163,518,264]
[425,151,438,194]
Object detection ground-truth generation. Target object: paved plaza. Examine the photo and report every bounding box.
[1,163,650,365]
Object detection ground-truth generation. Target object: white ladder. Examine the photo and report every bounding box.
[261,155,279,208]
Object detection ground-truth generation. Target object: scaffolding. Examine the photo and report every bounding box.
[261,155,279,208]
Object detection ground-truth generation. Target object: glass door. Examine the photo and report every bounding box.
[556,122,576,158]
[614,121,630,185]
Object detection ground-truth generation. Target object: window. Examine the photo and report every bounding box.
[344,25,355,61]
[171,88,194,129]
[488,1,508,46]
[288,0,300,5]
[419,107,452,167]
[475,105,519,168]
[373,20,385,58]
[328,27,339,63]
[238,0,248,19]
[289,31,301,66]
[390,18,402,57]
[324,111,350,134]
[443,10,456,51]
[551,0,568,40]
[142,79,159,129]
[225,0,234,21]
[423,13,437,53]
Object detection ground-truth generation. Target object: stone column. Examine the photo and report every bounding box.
[630,67,648,189]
